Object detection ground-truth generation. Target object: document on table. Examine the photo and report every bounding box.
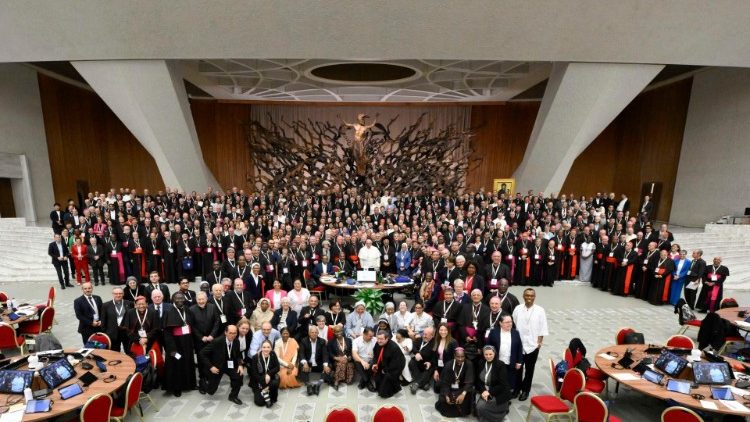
[598,353,616,361]
[720,400,750,412]
[700,400,718,410]
[611,373,640,381]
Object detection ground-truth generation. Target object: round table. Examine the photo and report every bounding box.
[0,349,136,421]
[318,275,414,291]
[1,306,38,326]
[594,344,750,416]
[717,307,750,330]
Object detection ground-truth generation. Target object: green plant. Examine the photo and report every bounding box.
[352,288,384,316]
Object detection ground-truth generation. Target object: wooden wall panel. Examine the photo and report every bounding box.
[466,102,540,191]
[38,74,163,203]
[559,123,619,197]
[191,100,253,192]
[0,178,16,217]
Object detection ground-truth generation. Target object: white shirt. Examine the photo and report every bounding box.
[393,312,414,332]
[616,198,628,211]
[272,291,282,310]
[358,246,382,270]
[499,330,512,365]
[512,304,549,354]
[353,336,375,363]
[410,312,434,336]
[288,288,310,314]
[55,242,64,257]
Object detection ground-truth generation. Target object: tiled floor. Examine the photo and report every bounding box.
[3,278,746,422]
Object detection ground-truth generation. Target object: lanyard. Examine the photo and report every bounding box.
[234,291,244,304]
[114,302,124,317]
[262,355,270,372]
[227,341,233,356]
[214,297,224,314]
[330,312,339,325]
[489,312,501,327]
[136,310,148,329]
[472,304,481,321]
[176,308,187,325]
[443,301,454,316]
[452,361,464,382]
[484,362,493,384]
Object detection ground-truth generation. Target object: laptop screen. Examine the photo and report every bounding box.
[0,370,33,394]
[693,362,732,385]
[39,358,76,389]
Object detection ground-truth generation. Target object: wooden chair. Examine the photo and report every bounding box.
[87,332,112,349]
[526,368,584,422]
[110,372,143,421]
[676,318,702,335]
[666,334,695,349]
[326,406,356,422]
[574,392,622,422]
[615,327,635,345]
[0,323,26,355]
[661,406,704,422]
[79,393,112,422]
[372,406,404,422]
[17,307,55,336]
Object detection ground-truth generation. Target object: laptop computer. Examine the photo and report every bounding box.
[0,370,33,394]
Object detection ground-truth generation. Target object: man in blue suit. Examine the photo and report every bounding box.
[312,255,334,286]
[49,233,73,289]
[73,282,103,344]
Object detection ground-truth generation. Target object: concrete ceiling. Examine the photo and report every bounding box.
[1,1,749,67]
[181,59,551,102]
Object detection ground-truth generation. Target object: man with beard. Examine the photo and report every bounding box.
[370,330,406,398]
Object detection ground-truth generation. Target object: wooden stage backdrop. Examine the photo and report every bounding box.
[38,74,691,221]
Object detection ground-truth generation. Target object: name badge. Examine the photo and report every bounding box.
[111,253,117,257]
[283,268,289,274]
[534,254,540,260]
[484,330,490,340]
[185,248,190,252]
[117,316,123,325]
[550,256,555,261]
[240,308,246,315]
[570,245,576,250]
[227,361,234,369]
[302,260,309,267]
[438,359,444,367]
[266,265,274,272]
[181,325,191,335]
[153,250,158,255]
[644,259,648,264]
[490,279,498,288]
[294,260,298,266]
[622,259,628,264]
[220,315,227,324]
[557,245,564,251]
[384,257,389,262]
[440,317,447,323]
[138,329,147,338]
[168,248,173,253]
[472,321,478,329]
[711,274,718,281]
[451,382,459,389]
[686,270,691,276]
[609,253,614,257]
[207,247,212,253]
[174,352,182,360]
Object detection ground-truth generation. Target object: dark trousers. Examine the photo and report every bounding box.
[684,280,699,309]
[408,359,433,388]
[518,347,540,394]
[80,326,97,346]
[252,378,280,406]
[696,282,709,311]
[298,363,323,384]
[53,261,70,287]
[91,263,105,285]
[205,366,242,398]
[355,361,373,386]
[111,329,129,353]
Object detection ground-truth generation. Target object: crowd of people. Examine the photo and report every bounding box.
[55,185,728,417]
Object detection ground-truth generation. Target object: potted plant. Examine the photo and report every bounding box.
[352,288,384,316]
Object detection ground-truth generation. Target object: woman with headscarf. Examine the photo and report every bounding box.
[249,339,280,407]
[249,298,274,332]
[474,345,512,422]
[435,347,474,418]
[274,327,301,389]
[327,324,354,389]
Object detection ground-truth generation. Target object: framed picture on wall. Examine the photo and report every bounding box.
[493,178,515,195]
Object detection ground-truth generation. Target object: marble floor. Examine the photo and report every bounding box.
[3,278,748,422]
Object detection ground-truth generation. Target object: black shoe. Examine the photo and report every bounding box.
[266,401,273,408]
[306,384,314,396]
[314,383,322,395]
[409,384,418,395]
[367,384,377,393]
[65,283,74,287]
[333,383,339,391]
[511,390,520,399]
[229,396,242,405]
[174,391,182,397]
[518,391,529,401]
[421,384,430,391]
[357,381,366,390]
[60,284,65,290]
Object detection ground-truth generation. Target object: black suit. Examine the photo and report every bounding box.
[409,338,437,389]
[144,283,171,304]
[298,336,329,383]
[50,210,64,234]
[685,258,707,309]
[199,335,244,397]
[100,299,133,352]
[73,294,104,344]
[48,241,70,287]
[225,290,254,325]
[190,301,222,384]
[271,308,298,333]
[87,244,106,285]
[297,306,325,340]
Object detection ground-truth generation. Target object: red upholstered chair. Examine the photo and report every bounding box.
[306,269,328,300]
[79,393,112,422]
[110,372,143,422]
[326,407,356,422]
[47,286,56,308]
[0,323,26,355]
[548,359,559,393]
[666,334,695,349]
[526,368,584,422]
[17,307,55,336]
[661,406,704,422]
[574,392,622,422]
[677,318,702,336]
[87,332,112,349]
[720,297,738,309]
[372,406,404,422]
[0,291,8,303]
[138,349,160,413]
[615,327,635,345]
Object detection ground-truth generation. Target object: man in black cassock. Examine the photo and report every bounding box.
[435,347,475,418]
[648,249,676,306]
[638,242,659,300]
[370,330,405,398]
[162,292,196,396]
